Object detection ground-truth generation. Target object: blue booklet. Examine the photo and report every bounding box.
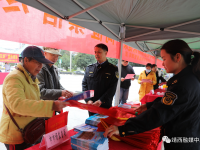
[63,90,94,102]
[71,131,108,150]
[74,124,98,132]
[85,114,108,127]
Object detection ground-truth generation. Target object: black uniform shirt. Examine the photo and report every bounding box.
[120,64,135,89]
[118,66,200,150]
[154,71,166,90]
[82,60,118,108]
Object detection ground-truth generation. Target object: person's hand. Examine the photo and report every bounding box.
[62,90,73,98]
[104,125,119,138]
[52,100,69,111]
[92,100,102,107]
[87,100,93,105]
[131,77,135,81]
[121,78,125,82]
[134,104,147,115]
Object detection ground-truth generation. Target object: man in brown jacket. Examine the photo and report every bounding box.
[37,47,73,100]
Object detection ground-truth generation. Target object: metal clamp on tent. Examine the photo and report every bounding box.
[115,24,126,106]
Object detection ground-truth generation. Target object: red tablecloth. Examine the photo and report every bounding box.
[140,89,166,104]
[0,72,9,84]
[26,129,162,150]
[154,89,166,93]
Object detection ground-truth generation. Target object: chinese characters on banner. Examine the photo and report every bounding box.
[43,12,62,29]
[0,53,19,63]
[122,44,163,67]
[3,0,29,14]
[0,0,163,68]
[69,22,84,34]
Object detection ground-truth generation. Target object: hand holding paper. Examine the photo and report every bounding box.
[61,90,73,98]
[63,90,94,102]
[92,100,102,107]
[121,77,125,82]
[52,101,69,111]
[141,79,152,83]
[124,74,135,80]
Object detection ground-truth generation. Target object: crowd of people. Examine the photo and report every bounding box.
[1,39,200,150]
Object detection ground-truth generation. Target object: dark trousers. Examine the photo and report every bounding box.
[5,142,33,150]
[119,87,129,104]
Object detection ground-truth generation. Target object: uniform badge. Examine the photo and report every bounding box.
[162,91,177,105]
[115,71,119,78]
[172,80,177,84]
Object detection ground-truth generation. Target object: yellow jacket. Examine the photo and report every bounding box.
[0,64,54,144]
[138,71,157,100]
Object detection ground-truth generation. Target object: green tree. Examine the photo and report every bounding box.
[107,57,118,65]
[74,53,96,70]
[55,50,70,70]
[107,57,145,67]
[129,62,145,67]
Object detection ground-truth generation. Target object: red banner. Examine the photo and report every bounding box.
[0,0,163,68]
[0,52,19,63]
[122,44,163,66]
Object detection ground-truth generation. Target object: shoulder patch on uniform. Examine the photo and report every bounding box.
[172,80,178,84]
[162,91,177,105]
[115,71,119,78]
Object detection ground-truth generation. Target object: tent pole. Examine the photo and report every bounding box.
[155,56,157,65]
[114,24,125,106]
[114,40,123,106]
[70,51,72,71]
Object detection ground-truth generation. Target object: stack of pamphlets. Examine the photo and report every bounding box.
[85,114,108,126]
[74,124,98,132]
[71,131,108,150]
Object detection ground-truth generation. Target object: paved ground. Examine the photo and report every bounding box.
[0,74,140,149]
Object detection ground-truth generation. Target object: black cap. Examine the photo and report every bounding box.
[22,46,53,64]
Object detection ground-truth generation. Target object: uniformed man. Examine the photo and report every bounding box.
[82,43,118,116]
[104,39,200,150]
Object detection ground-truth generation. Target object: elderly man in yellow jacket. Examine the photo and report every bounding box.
[0,46,68,150]
[138,63,157,100]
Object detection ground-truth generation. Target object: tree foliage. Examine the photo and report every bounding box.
[56,50,145,71]
[74,53,96,70]
[107,57,145,67]
[107,57,118,65]
[54,50,70,70]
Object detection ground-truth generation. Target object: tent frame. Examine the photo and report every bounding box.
[35,0,200,51]
[19,0,200,106]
